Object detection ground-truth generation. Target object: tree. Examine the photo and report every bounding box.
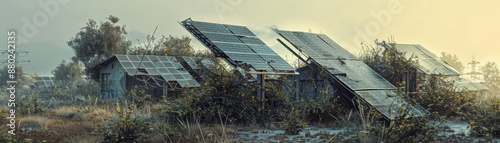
[440,52,465,73]
[52,57,84,85]
[481,61,500,94]
[67,15,132,71]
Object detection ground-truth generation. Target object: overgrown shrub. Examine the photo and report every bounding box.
[461,96,500,137]
[95,102,151,142]
[413,76,476,117]
[16,92,44,115]
[158,59,292,125]
[278,106,308,135]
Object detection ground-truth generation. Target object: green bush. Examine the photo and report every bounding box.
[17,92,44,115]
[96,102,151,142]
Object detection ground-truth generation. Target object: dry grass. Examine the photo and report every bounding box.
[83,107,113,123]
[19,116,50,132]
[62,135,100,143]
[51,106,80,119]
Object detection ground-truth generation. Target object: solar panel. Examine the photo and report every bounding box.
[202,32,242,43]
[34,76,56,87]
[191,21,231,34]
[238,37,266,45]
[455,77,489,91]
[182,57,200,69]
[247,45,277,55]
[357,90,426,119]
[225,52,274,71]
[224,24,256,36]
[181,19,296,73]
[290,32,357,60]
[116,55,129,61]
[176,79,201,88]
[212,42,255,54]
[317,34,358,59]
[113,54,200,87]
[276,29,424,119]
[260,55,297,71]
[157,56,170,62]
[396,44,460,76]
[316,60,395,90]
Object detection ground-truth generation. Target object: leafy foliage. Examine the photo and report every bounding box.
[440,52,465,73]
[461,96,500,137]
[96,102,151,142]
[413,76,475,117]
[17,92,44,115]
[67,15,131,71]
[52,57,84,85]
[128,35,205,57]
[481,61,500,94]
[359,42,418,86]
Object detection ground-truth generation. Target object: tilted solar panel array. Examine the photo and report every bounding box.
[396,44,460,76]
[114,54,200,87]
[181,20,296,73]
[181,56,216,70]
[276,30,426,119]
[455,77,489,92]
[35,77,55,87]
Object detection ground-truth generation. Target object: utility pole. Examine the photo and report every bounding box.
[466,53,482,82]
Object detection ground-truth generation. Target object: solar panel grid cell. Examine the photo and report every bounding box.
[113,54,200,87]
[202,32,242,43]
[239,37,266,45]
[212,42,255,54]
[224,24,256,36]
[191,21,231,34]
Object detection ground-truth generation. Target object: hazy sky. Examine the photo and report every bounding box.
[1,0,499,76]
